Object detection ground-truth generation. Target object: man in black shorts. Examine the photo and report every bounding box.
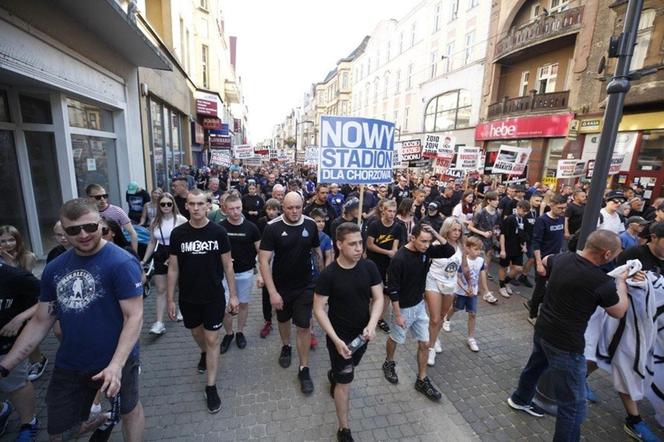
[314,222,384,442]
[259,192,322,394]
[498,200,529,298]
[168,189,238,413]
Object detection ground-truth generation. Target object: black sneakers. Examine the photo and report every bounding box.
[377,319,390,333]
[279,345,292,368]
[298,367,314,395]
[382,360,399,384]
[205,385,221,414]
[197,352,206,374]
[415,377,442,401]
[220,333,234,354]
[519,274,534,288]
[236,332,247,349]
[327,369,336,398]
[337,428,354,442]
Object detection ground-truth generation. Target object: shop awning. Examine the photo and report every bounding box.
[55,0,171,70]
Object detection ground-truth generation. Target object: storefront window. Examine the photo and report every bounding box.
[424,89,472,132]
[544,138,566,177]
[67,98,114,132]
[150,100,166,190]
[149,98,185,191]
[171,112,183,169]
[19,93,52,124]
[0,90,9,122]
[71,135,118,201]
[637,130,664,171]
[0,130,31,249]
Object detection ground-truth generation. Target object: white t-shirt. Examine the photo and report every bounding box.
[455,256,485,297]
[154,215,187,246]
[598,209,625,234]
[428,244,463,292]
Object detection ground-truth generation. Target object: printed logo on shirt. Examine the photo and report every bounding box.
[281,231,288,237]
[549,224,564,231]
[227,232,247,238]
[56,270,100,312]
[375,234,396,245]
[180,240,220,254]
[302,229,309,238]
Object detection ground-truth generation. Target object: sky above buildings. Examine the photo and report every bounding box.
[224,0,419,143]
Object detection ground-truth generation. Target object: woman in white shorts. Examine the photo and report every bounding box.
[424,217,464,366]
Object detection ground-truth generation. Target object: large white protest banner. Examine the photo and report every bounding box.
[233,144,254,159]
[210,150,231,167]
[457,146,481,171]
[492,145,531,175]
[422,135,440,159]
[556,159,585,179]
[318,116,395,184]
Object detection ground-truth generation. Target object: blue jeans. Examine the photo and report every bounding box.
[511,334,587,442]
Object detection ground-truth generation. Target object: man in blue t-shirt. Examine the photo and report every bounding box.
[0,198,144,440]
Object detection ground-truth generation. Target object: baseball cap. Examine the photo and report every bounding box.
[127,181,138,195]
[343,197,360,212]
[627,216,649,226]
[428,202,439,210]
[605,189,626,202]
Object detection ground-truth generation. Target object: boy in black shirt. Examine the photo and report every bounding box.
[256,198,280,338]
[383,223,455,401]
[167,189,239,413]
[314,223,384,442]
[498,201,529,298]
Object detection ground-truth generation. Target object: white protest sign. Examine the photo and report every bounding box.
[233,144,254,159]
[432,156,452,177]
[209,150,231,167]
[438,136,456,158]
[422,134,440,159]
[492,145,531,175]
[318,116,394,184]
[243,156,263,167]
[400,139,422,161]
[457,146,481,171]
[556,159,585,179]
[305,146,318,165]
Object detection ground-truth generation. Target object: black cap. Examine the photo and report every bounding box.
[428,202,439,210]
[605,189,626,202]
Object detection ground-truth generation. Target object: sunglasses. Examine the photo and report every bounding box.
[92,194,109,200]
[610,199,624,204]
[64,223,99,236]
[160,202,173,208]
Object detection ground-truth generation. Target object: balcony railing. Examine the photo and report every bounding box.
[494,6,584,60]
[487,90,570,119]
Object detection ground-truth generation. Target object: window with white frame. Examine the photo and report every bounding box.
[407,63,414,90]
[530,4,541,21]
[445,41,455,72]
[393,110,398,125]
[376,49,381,68]
[201,44,209,88]
[519,71,530,96]
[395,70,401,94]
[399,32,404,53]
[430,51,438,79]
[536,63,558,94]
[374,80,379,103]
[411,22,417,47]
[364,83,370,107]
[199,0,208,10]
[404,106,410,131]
[549,0,569,12]
[383,74,390,99]
[464,30,475,65]
[367,58,372,75]
[450,0,459,21]
[386,41,391,62]
[433,2,441,32]
[342,72,349,89]
[423,89,472,132]
[631,9,656,70]
[468,0,479,8]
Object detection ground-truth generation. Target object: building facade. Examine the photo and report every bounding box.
[0,0,170,256]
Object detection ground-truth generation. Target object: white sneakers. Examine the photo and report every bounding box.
[176,309,184,322]
[483,292,498,304]
[498,287,510,298]
[467,338,479,352]
[427,348,436,366]
[434,338,443,353]
[149,321,166,335]
[442,318,451,332]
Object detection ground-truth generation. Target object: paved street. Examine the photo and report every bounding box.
[4,270,664,441]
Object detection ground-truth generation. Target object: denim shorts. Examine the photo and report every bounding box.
[389,301,430,344]
[453,294,478,313]
[223,270,255,304]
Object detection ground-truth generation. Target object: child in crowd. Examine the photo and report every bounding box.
[309,208,334,349]
[446,236,489,352]
[498,200,530,298]
[257,198,281,339]
[468,191,500,300]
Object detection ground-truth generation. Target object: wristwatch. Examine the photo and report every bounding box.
[0,365,9,377]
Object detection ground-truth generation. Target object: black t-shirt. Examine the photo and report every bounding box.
[366,219,406,277]
[565,202,585,235]
[260,216,320,292]
[386,243,456,308]
[616,245,664,274]
[220,219,261,273]
[392,185,410,206]
[523,207,539,242]
[169,221,231,304]
[303,201,337,236]
[498,196,514,219]
[46,245,67,263]
[174,195,190,219]
[242,194,265,225]
[315,259,382,340]
[500,214,527,256]
[436,196,455,217]
[0,263,39,354]
[422,214,444,233]
[535,253,619,353]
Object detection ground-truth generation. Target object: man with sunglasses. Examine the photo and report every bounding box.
[0,198,145,440]
[86,183,138,253]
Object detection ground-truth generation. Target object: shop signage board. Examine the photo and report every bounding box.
[492,145,532,175]
[202,118,221,130]
[233,144,254,159]
[556,159,586,178]
[192,122,204,144]
[210,150,231,167]
[475,113,573,140]
[318,116,395,184]
[210,134,231,147]
[400,139,422,161]
[457,146,481,171]
[196,99,217,117]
